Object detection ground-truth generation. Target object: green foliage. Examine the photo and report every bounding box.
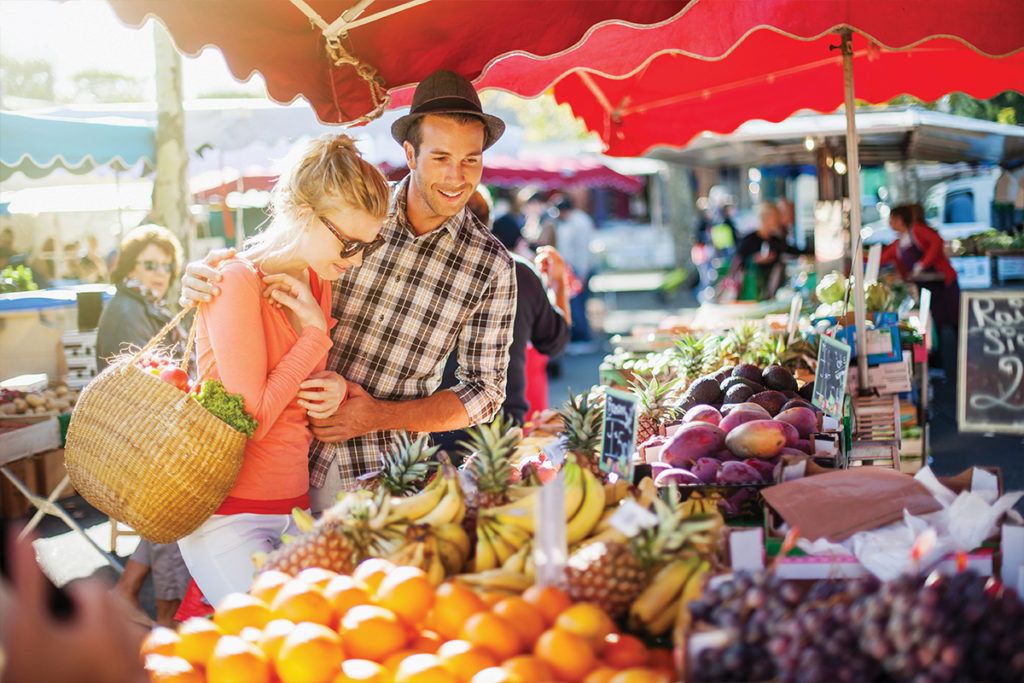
[0,266,39,293]
[194,380,258,438]
[815,271,848,305]
[0,54,55,102]
[71,68,144,103]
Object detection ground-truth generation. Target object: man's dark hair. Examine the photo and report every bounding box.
[404,113,487,156]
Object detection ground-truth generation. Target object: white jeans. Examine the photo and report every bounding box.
[309,457,346,515]
[177,512,301,607]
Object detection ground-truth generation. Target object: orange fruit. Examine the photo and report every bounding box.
[476,590,511,608]
[467,667,520,683]
[459,611,523,661]
[490,597,546,645]
[213,592,273,635]
[340,604,409,662]
[431,582,487,639]
[646,648,674,672]
[257,618,296,661]
[437,639,498,681]
[602,633,649,669]
[374,565,435,625]
[609,668,672,683]
[333,659,389,682]
[324,574,373,624]
[352,558,396,593]
[275,622,344,683]
[521,584,572,625]
[394,653,461,683]
[499,654,554,681]
[206,634,271,683]
[582,667,618,683]
[144,654,205,683]
[270,580,333,626]
[534,628,596,682]
[295,567,339,591]
[410,630,444,654]
[250,570,293,604]
[384,649,425,671]
[239,626,263,644]
[140,626,181,661]
[554,603,615,651]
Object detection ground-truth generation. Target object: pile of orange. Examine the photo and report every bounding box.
[142,560,675,683]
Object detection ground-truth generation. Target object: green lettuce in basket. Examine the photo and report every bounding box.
[194,380,258,438]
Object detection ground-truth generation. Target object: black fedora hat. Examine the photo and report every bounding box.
[391,70,505,150]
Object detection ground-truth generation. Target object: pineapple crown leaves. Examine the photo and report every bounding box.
[627,375,682,420]
[630,491,724,564]
[558,388,605,459]
[378,430,440,495]
[457,414,522,494]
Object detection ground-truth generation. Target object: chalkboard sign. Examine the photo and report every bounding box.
[958,291,1024,434]
[600,388,637,482]
[812,335,852,418]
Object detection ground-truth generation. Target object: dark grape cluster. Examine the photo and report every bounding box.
[688,570,1024,683]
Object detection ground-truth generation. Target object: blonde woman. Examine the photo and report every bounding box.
[176,134,390,606]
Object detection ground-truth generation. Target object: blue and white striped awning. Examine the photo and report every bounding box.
[0,111,155,181]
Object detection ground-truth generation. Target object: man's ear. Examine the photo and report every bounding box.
[403,141,417,170]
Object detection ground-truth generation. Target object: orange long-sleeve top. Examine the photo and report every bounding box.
[194,260,334,504]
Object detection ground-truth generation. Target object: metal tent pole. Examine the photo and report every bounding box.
[841,29,869,391]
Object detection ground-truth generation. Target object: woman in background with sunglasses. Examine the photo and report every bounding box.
[175,133,391,610]
[97,223,192,627]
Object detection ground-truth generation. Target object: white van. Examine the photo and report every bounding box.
[862,169,1013,245]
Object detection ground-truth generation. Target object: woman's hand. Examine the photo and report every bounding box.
[536,246,567,291]
[179,247,236,307]
[298,370,347,419]
[261,273,327,332]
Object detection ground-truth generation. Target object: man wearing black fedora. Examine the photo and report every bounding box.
[181,70,517,510]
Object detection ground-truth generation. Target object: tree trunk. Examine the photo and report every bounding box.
[151,24,189,246]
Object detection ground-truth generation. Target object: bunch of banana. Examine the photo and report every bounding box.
[499,540,534,575]
[473,514,532,572]
[627,552,710,636]
[679,491,721,518]
[434,521,472,575]
[453,568,535,595]
[388,460,467,527]
[385,524,447,586]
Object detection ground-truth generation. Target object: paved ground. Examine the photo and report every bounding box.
[11,282,1023,623]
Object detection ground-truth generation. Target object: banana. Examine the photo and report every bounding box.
[434,522,472,562]
[501,540,530,573]
[673,558,711,644]
[566,466,607,544]
[635,476,659,509]
[436,535,468,575]
[423,536,447,586]
[561,459,586,522]
[472,524,500,572]
[644,593,683,636]
[603,479,631,507]
[389,472,446,522]
[291,507,316,533]
[417,478,463,526]
[491,519,532,551]
[455,569,534,593]
[482,520,518,567]
[629,555,700,625]
[577,523,629,547]
[592,504,620,535]
[488,490,538,534]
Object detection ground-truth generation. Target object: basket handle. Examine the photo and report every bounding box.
[129,305,199,373]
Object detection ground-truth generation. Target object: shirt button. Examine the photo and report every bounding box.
[379,314,384,320]
[395,275,400,281]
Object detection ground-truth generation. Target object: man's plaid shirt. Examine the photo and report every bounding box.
[308,178,517,491]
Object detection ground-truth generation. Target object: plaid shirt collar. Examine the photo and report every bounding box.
[388,177,466,242]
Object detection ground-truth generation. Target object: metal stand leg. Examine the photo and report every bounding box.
[2,468,123,574]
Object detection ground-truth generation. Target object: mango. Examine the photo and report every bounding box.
[654,467,702,487]
[661,422,726,467]
[717,460,762,484]
[692,457,722,484]
[719,409,769,434]
[775,406,818,437]
[776,420,800,447]
[721,402,770,418]
[682,404,722,426]
[724,419,788,459]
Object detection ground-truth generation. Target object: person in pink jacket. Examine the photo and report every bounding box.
[176,134,391,605]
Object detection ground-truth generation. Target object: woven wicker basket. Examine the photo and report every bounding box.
[64,307,246,543]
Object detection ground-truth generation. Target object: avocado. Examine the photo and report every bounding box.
[714,365,736,384]
[761,364,798,392]
[686,376,722,405]
[720,375,765,394]
[798,380,816,401]
[748,390,789,416]
[732,363,763,383]
[723,384,756,404]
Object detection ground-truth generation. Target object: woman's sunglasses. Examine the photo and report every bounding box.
[318,216,385,259]
[141,260,173,273]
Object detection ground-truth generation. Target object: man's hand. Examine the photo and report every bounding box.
[179,247,236,307]
[536,246,567,290]
[309,381,389,442]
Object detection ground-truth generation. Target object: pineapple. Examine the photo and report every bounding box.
[721,322,765,365]
[458,415,522,509]
[565,541,648,619]
[260,490,404,576]
[558,389,605,480]
[673,334,706,385]
[566,492,724,619]
[630,375,681,446]
[378,431,440,496]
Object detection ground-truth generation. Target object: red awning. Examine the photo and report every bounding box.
[106,0,687,124]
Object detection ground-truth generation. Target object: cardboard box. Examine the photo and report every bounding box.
[0,418,61,466]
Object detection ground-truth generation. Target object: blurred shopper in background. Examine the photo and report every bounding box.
[555,195,596,350]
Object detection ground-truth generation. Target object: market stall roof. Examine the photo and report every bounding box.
[653,108,1024,169]
[105,0,685,124]
[0,112,155,181]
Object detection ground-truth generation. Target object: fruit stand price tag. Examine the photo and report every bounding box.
[599,388,637,483]
[957,291,1024,434]
[608,499,658,538]
[812,335,852,418]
